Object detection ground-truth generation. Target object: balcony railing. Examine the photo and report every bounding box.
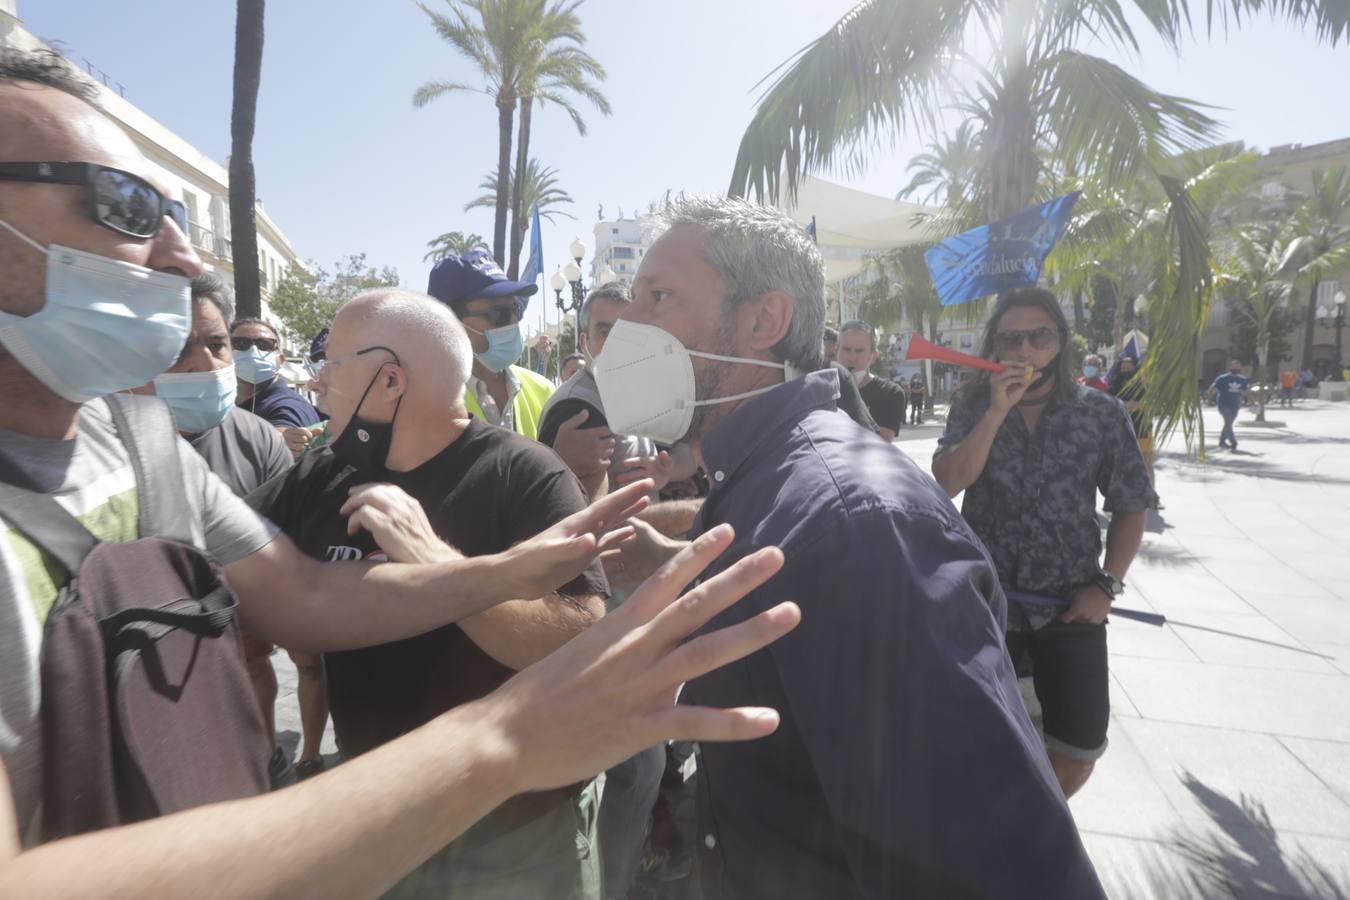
[188,222,233,261]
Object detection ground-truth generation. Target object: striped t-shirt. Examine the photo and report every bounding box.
[0,398,277,845]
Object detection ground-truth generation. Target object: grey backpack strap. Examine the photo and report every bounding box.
[105,394,195,544]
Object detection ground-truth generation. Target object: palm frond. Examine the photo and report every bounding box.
[728,0,977,202]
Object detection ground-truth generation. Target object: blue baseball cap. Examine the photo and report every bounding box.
[309,327,329,362]
[427,249,539,308]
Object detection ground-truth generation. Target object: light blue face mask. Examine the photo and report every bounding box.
[471,323,524,373]
[154,365,237,434]
[0,217,190,403]
[233,346,279,384]
[1083,365,1100,378]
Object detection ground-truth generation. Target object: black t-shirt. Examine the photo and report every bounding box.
[859,376,908,432]
[247,418,607,756]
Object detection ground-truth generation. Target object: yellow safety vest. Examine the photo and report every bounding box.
[463,365,554,441]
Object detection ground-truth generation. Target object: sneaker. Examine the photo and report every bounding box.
[295,757,326,781]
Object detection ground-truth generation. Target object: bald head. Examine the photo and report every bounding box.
[334,289,474,399]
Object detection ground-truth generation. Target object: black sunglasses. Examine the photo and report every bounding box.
[232,336,279,353]
[0,162,189,239]
[464,301,525,328]
[994,327,1061,353]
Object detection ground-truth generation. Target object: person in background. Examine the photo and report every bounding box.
[560,352,587,383]
[1278,368,1297,407]
[908,373,927,424]
[1207,360,1251,450]
[837,320,907,441]
[933,287,1155,802]
[1079,354,1109,392]
[425,250,553,440]
[133,274,305,785]
[1107,353,1157,492]
[821,325,838,363]
[231,317,321,431]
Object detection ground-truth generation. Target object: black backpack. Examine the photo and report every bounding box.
[0,394,269,841]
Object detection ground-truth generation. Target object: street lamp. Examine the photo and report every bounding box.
[552,237,589,316]
[1316,290,1346,380]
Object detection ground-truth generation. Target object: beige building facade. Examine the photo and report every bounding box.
[1,2,303,339]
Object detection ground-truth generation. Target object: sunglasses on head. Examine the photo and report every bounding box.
[994,327,1060,353]
[232,336,280,353]
[0,161,189,239]
[464,301,524,328]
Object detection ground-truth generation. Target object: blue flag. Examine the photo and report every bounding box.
[521,206,543,285]
[924,192,1080,307]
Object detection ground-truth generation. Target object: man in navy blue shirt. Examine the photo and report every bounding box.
[593,198,1103,900]
[231,317,322,431]
[1207,359,1250,450]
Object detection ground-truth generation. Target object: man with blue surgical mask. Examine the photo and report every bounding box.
[231,316,321,432]
[131,274,314,786]
[426,249,554,440]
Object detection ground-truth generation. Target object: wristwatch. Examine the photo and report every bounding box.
[1092,571,1125,598]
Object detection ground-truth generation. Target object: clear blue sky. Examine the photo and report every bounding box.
[19,0,1350,335]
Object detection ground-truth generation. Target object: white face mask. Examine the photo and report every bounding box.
[0,218,190,403]
[593,320,789,444]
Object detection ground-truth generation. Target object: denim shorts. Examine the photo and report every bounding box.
[1006,620,1110,760]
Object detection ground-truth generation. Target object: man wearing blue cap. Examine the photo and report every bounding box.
[427,250,554,440]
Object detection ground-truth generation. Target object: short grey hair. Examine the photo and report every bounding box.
[191,271,235,325]
[342,288,474,395]
[578,281,631,333]
[656,196,825,371]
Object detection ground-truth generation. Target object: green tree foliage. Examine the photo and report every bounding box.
[268,254,400,350]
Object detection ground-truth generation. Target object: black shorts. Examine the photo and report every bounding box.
[1006,621,1109,760]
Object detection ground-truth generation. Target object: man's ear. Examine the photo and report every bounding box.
[745,290,793,353]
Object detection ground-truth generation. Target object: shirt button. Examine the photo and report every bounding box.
[705,834,717,849]
[713,470,725,483]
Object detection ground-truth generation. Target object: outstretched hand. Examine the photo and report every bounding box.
[501,478,653,599]
[489,523,800,792]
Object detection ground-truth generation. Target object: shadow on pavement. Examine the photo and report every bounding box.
[1158,451,1350,487]
[1166,771,1350,899]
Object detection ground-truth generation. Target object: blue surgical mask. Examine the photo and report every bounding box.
[233,346,279,384]
[154,365,237,434]
[0,217,190,404]
[471,323,524,373]
[1083,365,1100,378]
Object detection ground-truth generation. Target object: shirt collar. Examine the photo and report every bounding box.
[700,368,841,485]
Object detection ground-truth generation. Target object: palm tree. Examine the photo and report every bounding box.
[897,120,981,215]
[423,231,490,263]
[1286,168,1350,370]
[413,0,608,274]
[1222,222,1303,422]
[728,0,1346,449]
[465,158,576,251]
[228,0,266,320]
[507,6,609,278]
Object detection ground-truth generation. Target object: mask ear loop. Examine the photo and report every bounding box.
[0,217,49,255]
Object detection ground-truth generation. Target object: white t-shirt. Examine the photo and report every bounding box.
[0,398,277,845]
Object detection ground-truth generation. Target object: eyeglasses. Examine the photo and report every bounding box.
[316,346,399,379]
[994,327,1060,353]
[463,301,524,328]
[0,162,189,239]
[231,336,280,353]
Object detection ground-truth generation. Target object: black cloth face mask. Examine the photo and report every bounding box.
[330,346,402,474]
